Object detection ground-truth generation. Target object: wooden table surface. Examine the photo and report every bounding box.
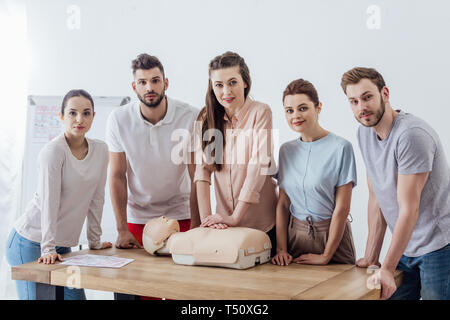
[12,247,402,300]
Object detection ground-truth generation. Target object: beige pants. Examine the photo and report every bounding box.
[287,215,356,264]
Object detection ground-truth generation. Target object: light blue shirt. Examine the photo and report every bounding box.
[277,132,357,222]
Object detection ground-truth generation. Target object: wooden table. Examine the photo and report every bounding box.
[11,247,402,300]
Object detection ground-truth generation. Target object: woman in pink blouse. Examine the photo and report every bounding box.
[193,51,277,256]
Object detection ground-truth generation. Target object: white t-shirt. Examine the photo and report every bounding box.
[15,134,109,256]
[105,96,199,224]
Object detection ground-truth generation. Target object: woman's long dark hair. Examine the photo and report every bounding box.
[201,51,251,171]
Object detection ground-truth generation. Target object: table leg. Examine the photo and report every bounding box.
[114,292,140,300]
[36,283,64,300]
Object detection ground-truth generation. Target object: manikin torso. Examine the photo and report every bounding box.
[142,217,272,269]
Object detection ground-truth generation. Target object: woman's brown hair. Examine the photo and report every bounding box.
[282,79,319,107]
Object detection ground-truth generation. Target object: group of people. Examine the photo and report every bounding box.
[5,51,450,300]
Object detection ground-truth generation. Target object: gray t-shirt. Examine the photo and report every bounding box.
[358,110,450,257]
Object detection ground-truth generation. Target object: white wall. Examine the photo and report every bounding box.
[0,0,28,300]
[3,0,450,299]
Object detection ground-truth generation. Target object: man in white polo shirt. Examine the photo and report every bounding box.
[106,53,199,256]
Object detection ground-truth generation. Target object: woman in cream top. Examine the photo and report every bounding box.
[6,89,112,300]
[193,51,277,256]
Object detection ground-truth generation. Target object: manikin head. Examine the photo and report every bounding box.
[142,216,180,255]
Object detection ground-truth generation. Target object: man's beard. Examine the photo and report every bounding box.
[137,90,165,108]
[356,99,385,127]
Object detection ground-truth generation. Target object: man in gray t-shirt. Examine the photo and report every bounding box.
[341,67,450,300]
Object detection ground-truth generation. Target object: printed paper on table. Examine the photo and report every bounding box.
[61,254,134,268]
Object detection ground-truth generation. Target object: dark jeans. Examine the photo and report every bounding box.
[390,243,450,300]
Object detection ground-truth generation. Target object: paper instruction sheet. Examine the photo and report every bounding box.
[61,254,134,268]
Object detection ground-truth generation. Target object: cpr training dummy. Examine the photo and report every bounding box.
[142,216,272,269]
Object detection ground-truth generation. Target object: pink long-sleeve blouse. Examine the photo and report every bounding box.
[194,97,277,232]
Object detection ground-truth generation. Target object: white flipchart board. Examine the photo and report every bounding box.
[21,95,130,246]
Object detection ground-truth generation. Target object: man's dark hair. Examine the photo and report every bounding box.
[131,53,165,77]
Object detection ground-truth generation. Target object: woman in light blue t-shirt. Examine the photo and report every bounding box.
[271,79,357,266]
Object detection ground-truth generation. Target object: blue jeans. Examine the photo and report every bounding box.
[390,243,450,300]
[5,228,86,300]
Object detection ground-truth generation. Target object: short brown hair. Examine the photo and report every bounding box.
[131,53,165,77]
[283,79,319,107]
[341,67,386,93]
